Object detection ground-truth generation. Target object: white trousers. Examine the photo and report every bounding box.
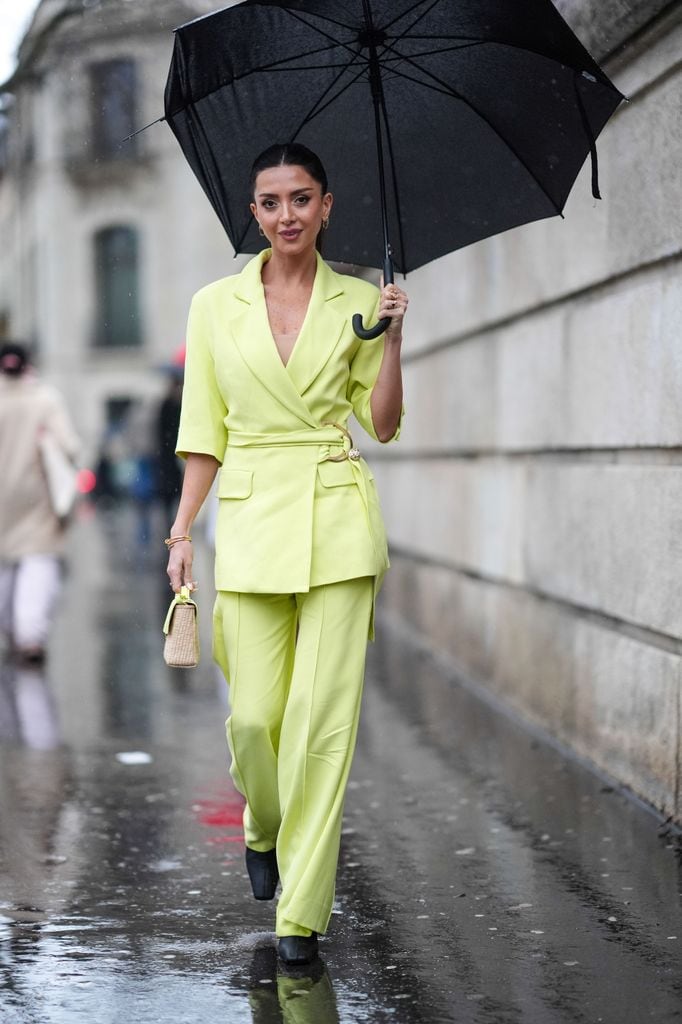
[0,555,62,650]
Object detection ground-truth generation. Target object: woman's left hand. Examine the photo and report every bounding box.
[378,279,408,341]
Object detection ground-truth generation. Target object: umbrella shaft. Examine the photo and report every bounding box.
[362,0,392,275]
[370,67,391,266]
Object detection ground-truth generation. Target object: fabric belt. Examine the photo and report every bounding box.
[226,422,360,463]
[225,423,378,568]
[224,419,382,610]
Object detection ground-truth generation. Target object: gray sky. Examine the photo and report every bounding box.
[0,0,40,83]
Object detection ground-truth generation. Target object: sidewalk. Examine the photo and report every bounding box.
[0,505,679,1023]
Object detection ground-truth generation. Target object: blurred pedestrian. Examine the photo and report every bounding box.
[121,396,157,546]
[0,343,80,664]
[166,144,406,965]
[156,369,184,522]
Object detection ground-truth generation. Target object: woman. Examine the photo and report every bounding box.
[167,143,407,965]
[0,343,80,664]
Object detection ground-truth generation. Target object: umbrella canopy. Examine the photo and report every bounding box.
[164,0,623,275]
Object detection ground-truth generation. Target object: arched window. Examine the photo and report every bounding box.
[90,59,137,160]
[94,226,142,348]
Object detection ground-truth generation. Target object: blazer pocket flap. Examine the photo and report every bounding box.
[317,460,355,488]
[218,469,253,499]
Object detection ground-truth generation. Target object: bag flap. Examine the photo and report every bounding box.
[163,586,197,635]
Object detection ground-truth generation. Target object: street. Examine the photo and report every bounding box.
[0,504,680,1024]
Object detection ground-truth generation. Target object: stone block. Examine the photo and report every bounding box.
[525,463,682,638]
[374,459,682,638]
[564,266,682,447]
[374,458,527,585]
[571,621,680,813]
[400,338,498,452]
[494,310,568,451]
[378,555,680,818]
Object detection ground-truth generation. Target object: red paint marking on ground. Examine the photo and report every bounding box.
[193,797,245,828]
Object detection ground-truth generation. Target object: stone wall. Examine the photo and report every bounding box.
[368,2,682,820]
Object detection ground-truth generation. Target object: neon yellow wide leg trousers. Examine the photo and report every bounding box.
[213,576,374,937]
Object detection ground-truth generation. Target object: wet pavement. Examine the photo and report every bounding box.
[0,504,680,1024]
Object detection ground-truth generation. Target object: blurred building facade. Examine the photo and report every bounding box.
[368,0,682,822]
[0,0,239,461]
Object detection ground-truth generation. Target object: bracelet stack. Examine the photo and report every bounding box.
[164,535,192,549]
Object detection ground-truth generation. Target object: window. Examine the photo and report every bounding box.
[90,59,137,160]
[94,227,142,348]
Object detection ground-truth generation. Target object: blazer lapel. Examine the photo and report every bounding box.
[286,253,347,398]
[228,251,318,427]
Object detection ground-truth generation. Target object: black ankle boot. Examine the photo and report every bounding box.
[245,847,279,900]
[277,933,319,965]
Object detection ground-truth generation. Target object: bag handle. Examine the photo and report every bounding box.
[163,585,197,635]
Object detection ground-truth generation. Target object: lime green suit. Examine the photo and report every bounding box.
[177,249,401,936]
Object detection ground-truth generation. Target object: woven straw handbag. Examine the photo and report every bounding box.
[163,586,199,668]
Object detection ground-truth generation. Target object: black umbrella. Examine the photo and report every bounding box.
[163,0,624,338]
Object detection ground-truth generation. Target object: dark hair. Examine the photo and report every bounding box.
[0,342,29,378]
[250,142,328,196]
[250,143,329,252]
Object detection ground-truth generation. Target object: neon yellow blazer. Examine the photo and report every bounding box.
[177,249,402,623]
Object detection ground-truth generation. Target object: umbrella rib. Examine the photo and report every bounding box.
[289,50,367,141]
[280,9,362,65]
[382,42,486,62]
[223,40,348,78]
[406,35,622,91]
[276,10,378,69]
[166,41,352,114]
[185,104,238,241]
[293,62,371,135]
[382,0,443,35]
[384,49,564,216]
[377,0,451,90]
[378,39,486,85]
[256,63,368,72]
[273,7,357,33]
[243,39,350,71]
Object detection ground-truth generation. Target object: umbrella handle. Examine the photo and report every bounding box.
[352,252,394,341]
[352,313,391,341]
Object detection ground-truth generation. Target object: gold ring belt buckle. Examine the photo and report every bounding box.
[321,421,361,462]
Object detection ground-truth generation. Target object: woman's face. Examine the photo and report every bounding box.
[250,164,332,257]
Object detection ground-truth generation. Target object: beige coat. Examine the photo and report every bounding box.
[0,375,80,560]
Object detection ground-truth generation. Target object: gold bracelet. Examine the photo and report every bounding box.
[164,535,192,548]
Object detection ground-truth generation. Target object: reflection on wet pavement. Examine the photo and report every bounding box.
[0,506,680,1023]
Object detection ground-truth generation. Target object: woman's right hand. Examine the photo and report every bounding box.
[167,540,196,594]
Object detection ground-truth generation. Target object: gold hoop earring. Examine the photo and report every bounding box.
[257,223,265,237]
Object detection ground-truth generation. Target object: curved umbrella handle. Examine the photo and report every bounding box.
[352,312,391,340]
[352,251,395,341]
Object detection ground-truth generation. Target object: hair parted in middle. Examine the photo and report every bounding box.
[250,142,329,253]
